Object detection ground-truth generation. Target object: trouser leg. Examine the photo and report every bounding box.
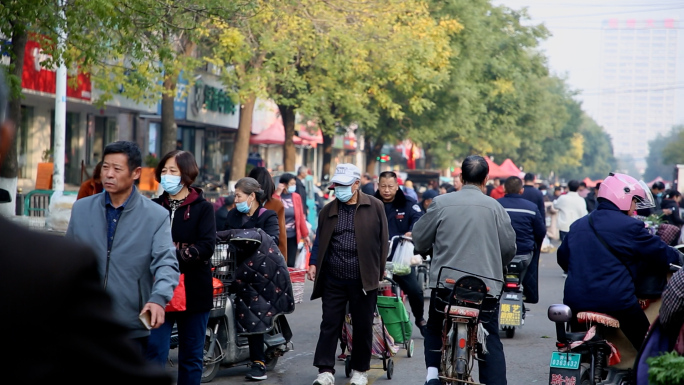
[348,286,377,372]
[145,312,175,367]
[424,289,448,369]
[608,303,650,351]
[286,236,298,268]
[177,311,210,385]
[248,334,266,363]
[313,279,349,374]
[393,267,425,323]
[477,299,507,385]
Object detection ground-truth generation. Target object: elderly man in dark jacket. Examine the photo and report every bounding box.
[308,163,389,385]
[558,173,682,351]
[374,171,426,335]
[497,177,546,305]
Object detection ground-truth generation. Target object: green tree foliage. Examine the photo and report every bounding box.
[644,126,682,182]
[662,125,684,169]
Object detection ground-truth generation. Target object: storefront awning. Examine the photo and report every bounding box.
[250,121,320,147]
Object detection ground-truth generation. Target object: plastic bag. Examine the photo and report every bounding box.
[391,238,414,276]
[46,191,77,232]
[294,243,308,270]
[166,274,186,312]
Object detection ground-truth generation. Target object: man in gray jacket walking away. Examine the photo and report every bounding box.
[66,141,179,352]
[413,155,517,385]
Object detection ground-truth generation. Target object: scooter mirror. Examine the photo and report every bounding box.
[548,304,572,322]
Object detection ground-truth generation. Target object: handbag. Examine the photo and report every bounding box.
[588,214,667,299]
[165,273,187,312]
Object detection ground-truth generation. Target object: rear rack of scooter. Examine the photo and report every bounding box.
[211,241,236,313]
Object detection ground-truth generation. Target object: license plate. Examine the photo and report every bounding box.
[549,352,581,370]
[499,301,522,326]
[505,293,521,301]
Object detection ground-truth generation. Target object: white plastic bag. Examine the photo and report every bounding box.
[294,243,308,270]
[46,191,76,232]
[391,238,414,276]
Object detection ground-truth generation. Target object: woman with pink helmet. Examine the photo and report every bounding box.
[557,172,682,351]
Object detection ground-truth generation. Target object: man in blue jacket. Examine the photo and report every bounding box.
[558,173,682,351]
[374,171,426,335]
[497,177,546,302]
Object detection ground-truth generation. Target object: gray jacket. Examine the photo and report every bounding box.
[412,185,517,295]
[66,187,179,338]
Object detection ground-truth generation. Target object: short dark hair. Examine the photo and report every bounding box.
[363,173,373,180]
[223,194,235,207]
[248,167,275,201]
[567,180,580,192]
[504,177,523,195]
[279,173,296,186]
[155,150,199,186]
[93,161,103,181]
[555,186,563,192]
[379,171,397,181]
[461,155,489,185]
[579,182,587,188]
[524,173,535,182]
[665,189,681,199]
[103,141,142,172]
[653,181,666,191]
[539,184,548,190]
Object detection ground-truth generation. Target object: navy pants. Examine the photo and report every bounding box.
[146,310,210,385]
[424,289,507,385]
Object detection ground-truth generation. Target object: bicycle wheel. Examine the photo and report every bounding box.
[440,325,457,383]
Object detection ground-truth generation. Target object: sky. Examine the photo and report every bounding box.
[491,0,684,125]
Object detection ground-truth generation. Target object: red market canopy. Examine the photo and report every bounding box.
[498,158,522,178]
[486,157,506,178]
[582,177,603,188]
[647,176,669,187]
[250,121,305,146]
[451,167,462,177]
[297,127,323,145]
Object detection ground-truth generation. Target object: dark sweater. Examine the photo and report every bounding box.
[153,187,216,312]
[223,206,280,245]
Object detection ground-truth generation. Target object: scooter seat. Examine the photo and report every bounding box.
[445,305,480,318]
[576,312,620,328]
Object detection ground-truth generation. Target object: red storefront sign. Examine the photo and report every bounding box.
[21,39,91,101]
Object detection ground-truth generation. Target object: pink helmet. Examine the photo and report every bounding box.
[597,173,655,211]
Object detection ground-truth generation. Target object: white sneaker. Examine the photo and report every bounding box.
[350,370,368,385]
[313,372,335,385]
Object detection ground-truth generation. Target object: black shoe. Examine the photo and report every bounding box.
[417,320,428,338]
[246,362,267,381]
[425,379,441,385]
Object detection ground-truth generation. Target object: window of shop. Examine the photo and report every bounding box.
[87,115,117,166]
[205,128,235,183]
[50,111,81,184]
[148,122,161,158]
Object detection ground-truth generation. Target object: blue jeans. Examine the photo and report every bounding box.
[146,311,210,385]
[424,289,507,385]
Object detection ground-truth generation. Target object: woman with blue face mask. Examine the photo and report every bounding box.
[222,177,280,381]
[147,150,216,385]
[274,173,311,268]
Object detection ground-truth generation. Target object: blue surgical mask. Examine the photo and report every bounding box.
[236,199,252,213]
[657,192,663,198]
[161,175,183,195]
[287,185,297,193]
[335,185,354,202]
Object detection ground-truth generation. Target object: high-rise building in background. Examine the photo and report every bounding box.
[596,19,679,171]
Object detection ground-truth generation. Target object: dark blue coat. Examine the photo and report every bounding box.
[497,194,546,255]
[375,188,423,238]
[522,185,545,217]
[557,200,681,313]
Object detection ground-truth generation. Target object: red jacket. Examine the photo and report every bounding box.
[490,185,505,200]
[275,192,309,241]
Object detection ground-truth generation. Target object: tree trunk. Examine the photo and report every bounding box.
[160,74,178,157]
[322,133,333,182]
[279,103,296,172]
[231,95,255,180]
[365,136,383,175]
[0,28,27,216]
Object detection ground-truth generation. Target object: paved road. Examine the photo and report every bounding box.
[168,248,565,385]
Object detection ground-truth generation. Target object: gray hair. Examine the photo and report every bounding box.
[298,166,308,175]
[235,177,265,204]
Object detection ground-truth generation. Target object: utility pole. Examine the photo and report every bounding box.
[52,0,67,193]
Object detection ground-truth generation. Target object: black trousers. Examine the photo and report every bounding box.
[248,334,266,363]
[392,267,425,324]
[314,278,377,374]
[424,289,507,385]
[286,236,298,268]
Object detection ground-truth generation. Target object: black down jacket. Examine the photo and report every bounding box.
[217,228,294,335]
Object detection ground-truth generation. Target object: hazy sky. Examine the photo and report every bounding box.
[492,0,684,124]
